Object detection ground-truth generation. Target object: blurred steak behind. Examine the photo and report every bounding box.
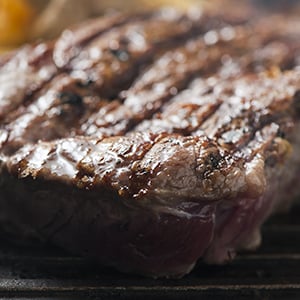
[0,7,300,278]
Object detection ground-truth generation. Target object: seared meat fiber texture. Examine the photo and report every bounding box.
[1,7,300,278]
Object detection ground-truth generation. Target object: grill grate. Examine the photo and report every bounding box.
[0,204,300,299]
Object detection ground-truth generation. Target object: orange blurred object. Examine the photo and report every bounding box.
[0,0,204,52]
[0,0,35,46]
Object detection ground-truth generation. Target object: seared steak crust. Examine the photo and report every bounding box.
[1,7,300,278]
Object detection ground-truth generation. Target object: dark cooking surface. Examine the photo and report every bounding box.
[0,203,300,299]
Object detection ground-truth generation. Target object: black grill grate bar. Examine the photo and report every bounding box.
[1,282,300,300]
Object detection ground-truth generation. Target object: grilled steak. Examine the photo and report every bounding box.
[1,7,300,278]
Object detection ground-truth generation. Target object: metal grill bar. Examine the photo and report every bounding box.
[0,205,300,299]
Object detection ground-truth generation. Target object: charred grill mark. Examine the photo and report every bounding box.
[0,45,58,123]
[58,104,84,121]
[134,100,223,136]
[0,75,91,155]
[234,123,281,163]
[53,12,155,68]
[189,32,300,150]
[208,79,300,166]
[119,133,169,199]
[11,132,232,201]
[128,20,300,137]
[109,48,131,62]
[0,11,218,155]
[1,11,300,170]
[75,78,94,88]
[58,91,83,106]
[66,12,208,99]
[4,68,299,203]
[74,133,158,193]
[208,152,222,169]
[126,72,300,172]
[2,12,210,148]
[207,73,299,152]
[81,24,258,138]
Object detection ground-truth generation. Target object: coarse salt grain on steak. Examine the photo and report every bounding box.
[0,8,300,278]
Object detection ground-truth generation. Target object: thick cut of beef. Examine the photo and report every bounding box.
[1,8,300,278]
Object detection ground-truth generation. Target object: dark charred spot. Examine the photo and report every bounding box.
[108,95,116,101]
[58,108,67,117]
[76,78,94,88]
[137,168,150,176]
[208,152,221,168]
[277,129,286,139]
[109,48,130,62]
[58,92,83,106]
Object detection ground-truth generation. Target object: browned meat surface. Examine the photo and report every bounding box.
[0,43,57,121]
[0,6,300,278]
